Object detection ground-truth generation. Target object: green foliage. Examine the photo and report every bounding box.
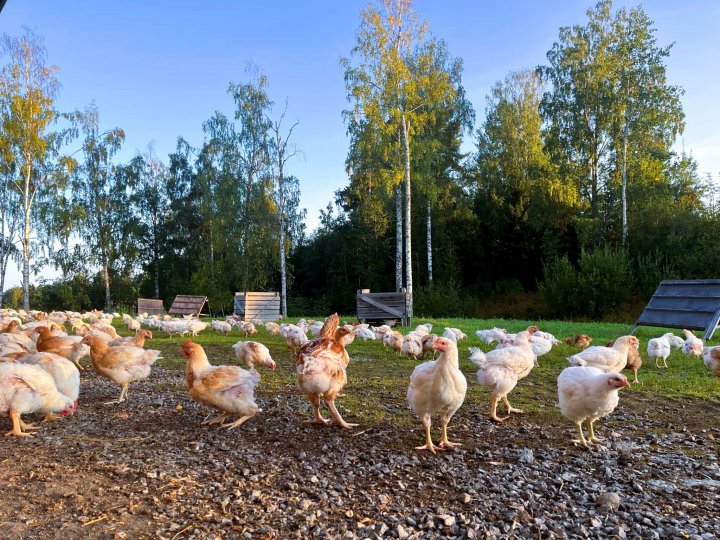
[538,256,581,318]
[414,280,463,317]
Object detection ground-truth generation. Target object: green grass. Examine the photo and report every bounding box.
[110,315,719,430]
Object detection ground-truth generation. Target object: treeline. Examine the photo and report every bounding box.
[1,1,718,322]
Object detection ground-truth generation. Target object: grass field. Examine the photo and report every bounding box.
[137,315,720,435]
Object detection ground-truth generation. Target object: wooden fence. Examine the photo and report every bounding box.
[234,292,280,321]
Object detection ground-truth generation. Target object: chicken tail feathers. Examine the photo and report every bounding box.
[567,355,586,366]
[319,313,339,340]
[468,347,487,369]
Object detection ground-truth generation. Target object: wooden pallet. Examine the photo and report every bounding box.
[356,289,410,327]
[632,279,720,340]
[137,298,165,316]
[234,292,280,321]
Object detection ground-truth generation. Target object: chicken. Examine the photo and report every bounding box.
[281,324,309,352]
[421,334,438,357]
[607,338,641,384]
[354,327,376,341]
[475,327,508,345]
[702,346,720,377]
[294,313,357,428]
[564,334,593,348]
[81,335,162,404]
[123,314,141,332]
[236,321,258,337]
[557,366,630,446]
[187,320,209,336]
[92,323,119,339]
[413,323,432,337]
[35,327,89,369]
[182,340,273,429]
[682,329,704,356]
[211,320,233,335]
[647,333,684,368]
[382,330,403,352]
[18,352,80,420]
[231,341,277,371]
[108,329,153,348]
[309,320,325,338]
[407,337,467,453]
[402,333,423,359]
[0,363,75,436]
[534,330,561,345]
[567,336,639,374]
[469,329,536,422]
[443,328,467,342]
[264,322,281,334]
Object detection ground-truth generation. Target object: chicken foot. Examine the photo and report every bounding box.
[4,410,35,437]
[415,417,443,454]
[303,394,330,425]
[488,396,509,422]
[326,400,358,429]
[202,412,228,425]
[104,383,129,405]
[571,420,589,447]
[438,422,461,448]
[588,421,605,444]
[502,395,524,415]
[222,413,256,430]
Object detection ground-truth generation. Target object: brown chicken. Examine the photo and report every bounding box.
[182,340,275,429]
[294,313,357,428]
[81,335,161,404]
[607,339,642,384]
[108,329,153,347]
[36,327,88,368]
[564,334,593,348]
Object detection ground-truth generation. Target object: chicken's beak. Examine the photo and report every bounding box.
[269,360,277,371]
[621,379,631,388]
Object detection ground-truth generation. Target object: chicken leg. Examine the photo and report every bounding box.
[438,421,461,448]
[303,394,330,425]
[415,416,442,454]
[489,396,509,422]
[326,399,358,429]
[572,420,589,447]
[588,420,605,444]
[4,410,34,437]
[502,395,524,414]
[104,383,129,405]
[222,413,256,430]
[202,412,228,425]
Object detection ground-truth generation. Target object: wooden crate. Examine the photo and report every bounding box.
[632,279,720,340]
[356,289,410,327]
[169,295,210,317]
[234,292,280,321]
[137,298,166,316]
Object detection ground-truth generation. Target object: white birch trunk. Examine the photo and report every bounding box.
[621,108,629,247]
[395,183,402,292]
[426,200,433,285]
[102,250,112,312]
[279,212,287,319]
[22,162,32,311]
[402,115,413,320]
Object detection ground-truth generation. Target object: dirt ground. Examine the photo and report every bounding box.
[1,366,718,539]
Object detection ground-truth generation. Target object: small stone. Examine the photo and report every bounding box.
[299,499,312,510]
[310,475,319,484]
[597,492,620,510]
[460,493,472,504]
[396,524,406,539]
[345,510,354,518]
[440,515,456,527]
[590,517,602,528]
[376,522,388,536]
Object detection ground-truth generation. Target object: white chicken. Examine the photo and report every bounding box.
[354,327,376,341]
[187,320,209,336]
[281,324,309,352]
[0,363,75,436]
[18,352,80,420]
[231,341,277,371]
[475,327,508,345]
[443,327,467,342]
[264,322,281,334]
[682,329,704,357]
[647,333,684,368]
[402,333,423,359]
[211,320,233,335]
[557,366,630,446]
[407,337,467,453]
[567,335,639,373]
[533,330,561,345]
[469,329,536,422]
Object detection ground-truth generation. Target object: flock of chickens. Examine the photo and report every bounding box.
[0,308,717,454]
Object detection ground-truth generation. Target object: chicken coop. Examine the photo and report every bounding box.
[136,298,166,316]
[356,289,411,327]
[168,295,211,317]
[632,279,720,340]
[233,292,280,321]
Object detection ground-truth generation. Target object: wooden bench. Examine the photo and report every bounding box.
[632,279,720,340]
[234,292,280,321]
[356,289,410,327]
[169,295,210,317]
[137,298,165,316]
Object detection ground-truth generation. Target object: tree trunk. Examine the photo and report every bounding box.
[395,183,402,292]
[279,211,287,318]
[402,115,413,320]
[426,200,433,285]
[102,250,112,312]
[22,163,32,311]
[621,108,629,247]
[153,219,160,298]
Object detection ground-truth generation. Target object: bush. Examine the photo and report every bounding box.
[414,281,463,318]
[538,256,580,318]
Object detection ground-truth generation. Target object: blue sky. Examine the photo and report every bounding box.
[1,1,719,286]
